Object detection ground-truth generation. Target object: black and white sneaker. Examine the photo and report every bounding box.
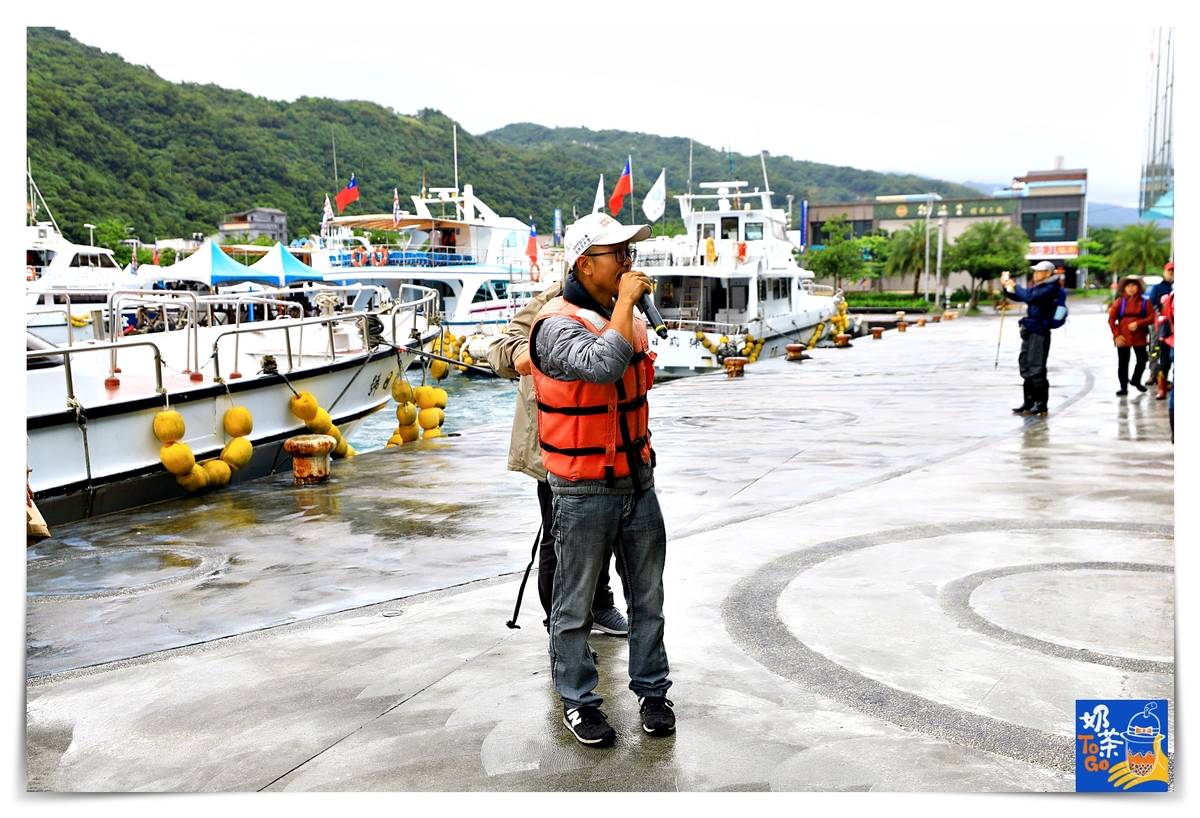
[563,705,616,747]
[638,696,676,737]
[591,606,629,636]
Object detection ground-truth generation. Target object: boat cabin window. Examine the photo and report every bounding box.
[695,224,715,242]
[744,222,764,241]
[69,253,118,268]
[489,279,509,299]
[472,282,497,304]
[27,249,54,268]
[720,217,739,241]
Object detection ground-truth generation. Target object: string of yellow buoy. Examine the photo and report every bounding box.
[385,338,450,447]
[289,390,358,459]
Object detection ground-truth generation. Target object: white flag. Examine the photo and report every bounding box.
[592,174,605,214]
[642,169,666,222]
[393,188,401,227]
[320,194,334,240]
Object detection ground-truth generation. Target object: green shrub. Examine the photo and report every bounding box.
[843,293,931,311]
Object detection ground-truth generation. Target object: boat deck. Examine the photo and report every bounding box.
[24,302,1177,793]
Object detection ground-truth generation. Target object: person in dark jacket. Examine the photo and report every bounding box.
[1108,276,1155,396]
[1146,261,1174,398]
[1000,260,1063,416]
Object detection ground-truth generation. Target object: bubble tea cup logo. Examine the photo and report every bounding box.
[1076,699,1169,792]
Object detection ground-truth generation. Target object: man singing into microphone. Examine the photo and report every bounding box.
[529,212,675,747]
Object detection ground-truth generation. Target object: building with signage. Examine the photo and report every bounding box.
[806,164,1088,289]
[217,207,288,245]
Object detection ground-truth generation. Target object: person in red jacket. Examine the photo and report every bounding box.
[1108,276,1155,396]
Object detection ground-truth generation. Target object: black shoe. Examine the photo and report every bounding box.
[1116,389,1128,396]
[638,696,676,737]
[563,705,616,747]
[1132,382,1148,393]
[1022,403,1048,417]
[591,606,628,636]
[1012,400,1034,413]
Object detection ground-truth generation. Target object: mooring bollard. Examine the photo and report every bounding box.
[871,327,884,339]
[835,333,852,347]
[283,434,338,484]
[724,356,748,377]
[931,314,941,323]
[785,343,805,361]
[917,318,927,327]
[896,321,909,332]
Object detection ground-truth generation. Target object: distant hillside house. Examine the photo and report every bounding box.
[218,207,288,244]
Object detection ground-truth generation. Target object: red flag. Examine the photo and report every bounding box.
[608,158,632,214]
[525,219,538,263]
[335,174,359,213]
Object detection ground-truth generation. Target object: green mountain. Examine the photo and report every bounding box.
[27,27,982,247]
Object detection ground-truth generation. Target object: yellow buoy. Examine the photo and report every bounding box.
[391,378,414,404]
[418,407,441,430]
[201,458,232,488]
[333,436,349,458]
[745,333,755,343]
[289,391,319,421]
[399,423,420,443]
[414,385,437,409]
[153,410,186,443]
[695,331,706,340]
[221,436,253,471]
[387,433,405,447]
[223,406,253,437]
[421,426,443,439]
[396,401,418,426]
[433,387,448,409]
[431,359,449,381]
[159,441,195,476]
[344,444,358,457]
[326,424,343,444]
[177,463,209,493]
[305,407,332,434]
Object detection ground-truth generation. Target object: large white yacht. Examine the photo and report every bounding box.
[632,181,843,377]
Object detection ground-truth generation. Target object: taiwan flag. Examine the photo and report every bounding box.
[608,157,632,215]
[526,219,538,264]
[335,174,360,213]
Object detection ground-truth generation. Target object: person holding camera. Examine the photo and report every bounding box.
[1001,260,1063,416]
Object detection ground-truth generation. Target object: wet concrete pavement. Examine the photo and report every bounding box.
[25,301,1177,792]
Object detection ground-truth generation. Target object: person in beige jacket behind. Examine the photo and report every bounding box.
[487,278,628,636]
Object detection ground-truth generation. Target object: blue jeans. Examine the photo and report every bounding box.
[549,490,671,710]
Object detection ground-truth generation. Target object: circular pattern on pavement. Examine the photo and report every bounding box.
[722,519,1173,772]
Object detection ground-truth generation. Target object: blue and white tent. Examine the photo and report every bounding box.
[138,238,279,288]
[248,242,325,285]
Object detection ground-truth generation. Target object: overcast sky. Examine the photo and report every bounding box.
[18,2,1180,208]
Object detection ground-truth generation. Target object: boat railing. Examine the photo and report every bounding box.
[27,303,79,347]
[27,339,166,414]
[660,317,748,336]
[801,281,837,296]
[325,243,478,269]
[107,289,202,378]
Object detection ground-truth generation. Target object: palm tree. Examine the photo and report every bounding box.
[945,220,1030,311]
[885,223,930,297]
[1109,221,1171,276]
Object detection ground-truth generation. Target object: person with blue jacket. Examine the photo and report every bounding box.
[1000,260,1063,416]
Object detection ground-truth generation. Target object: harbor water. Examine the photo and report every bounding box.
[347,370,518,452]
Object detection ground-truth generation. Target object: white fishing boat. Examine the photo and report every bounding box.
[305,184,565,365]
[27,282,441,525]
[633,181,845,377]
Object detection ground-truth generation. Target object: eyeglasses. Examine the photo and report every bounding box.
[584,246,637,265]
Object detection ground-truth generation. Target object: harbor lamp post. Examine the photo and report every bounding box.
[84,223,96,247]
[936,215,946,306]
[875,192,943,302]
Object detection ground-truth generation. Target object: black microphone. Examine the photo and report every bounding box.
[639,291,669,339]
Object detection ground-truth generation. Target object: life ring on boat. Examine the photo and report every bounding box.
[26,266,37,281]
[705,237,717,264]
[529,262,541,282]
[371,246,388,266]
[737,241,747,263]
[350,247,368,267]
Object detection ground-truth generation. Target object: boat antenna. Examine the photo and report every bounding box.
[25,162,60,233]
[453,123,459,193]
[760,150,770,192]
[688,139,693,195]
[332,127,338,187]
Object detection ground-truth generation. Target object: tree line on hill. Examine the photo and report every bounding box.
[27,27,982,254]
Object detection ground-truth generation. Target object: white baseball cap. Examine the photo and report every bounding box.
[1031,260,1056,272]
[563,213,651,268]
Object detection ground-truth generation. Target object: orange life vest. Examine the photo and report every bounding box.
[530,298,655,485]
